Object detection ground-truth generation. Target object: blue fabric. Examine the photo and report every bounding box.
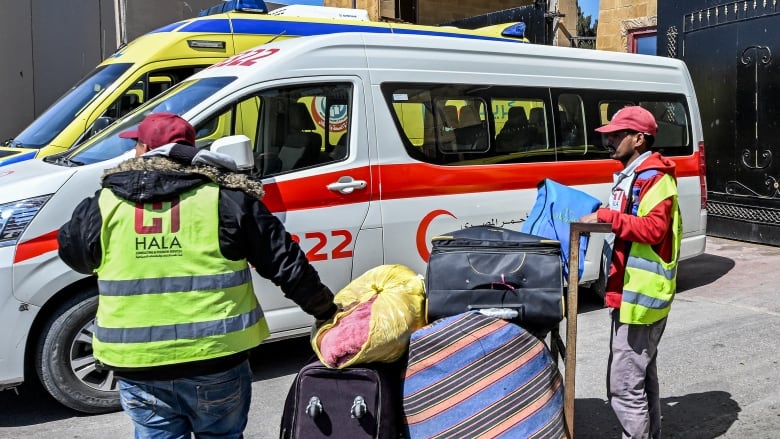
[630,169,660,216]
[522,179,601,279]
[403,312,564,438]
[118,360,251,439]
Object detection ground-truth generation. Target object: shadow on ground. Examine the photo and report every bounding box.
[575,390,740,438]
[250,335,314,381]
[0,378,87,426]
[676,253,735,294]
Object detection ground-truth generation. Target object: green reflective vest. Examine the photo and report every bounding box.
[620,173,682,325]
[93,183,269,368]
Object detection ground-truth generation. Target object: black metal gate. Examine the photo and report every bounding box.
[659,1,780,245]
[440,2,551,45]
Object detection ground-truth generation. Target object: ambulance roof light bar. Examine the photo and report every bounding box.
[198,0,268,17]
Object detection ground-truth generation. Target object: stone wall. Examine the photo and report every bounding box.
[555,0,580,47]
[595,0,657,52]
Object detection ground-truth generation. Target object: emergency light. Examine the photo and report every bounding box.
[501,23,526,39]
[199,0,268,17]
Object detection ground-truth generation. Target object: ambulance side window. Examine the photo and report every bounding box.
[81,66,209,145]
[258,83,352,177]
[193,83,352,177]
[383,83,552,165]
[384,83,693,165]
[552,93,608,161]
[101,67,207,121]
[591,92,693,156]
[194,96,261,150]
[494,98,548,154]
[638,101,691,154]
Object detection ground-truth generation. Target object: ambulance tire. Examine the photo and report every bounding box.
[587,266,607,299]
[35,289,121,414]
[584,251,608,300]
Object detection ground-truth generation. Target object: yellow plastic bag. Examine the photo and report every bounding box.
[312,264,426,368]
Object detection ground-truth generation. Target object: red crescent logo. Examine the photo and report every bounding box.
[416,209,456,262]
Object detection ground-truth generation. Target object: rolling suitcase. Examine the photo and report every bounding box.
[279,360,402,439]
[402,311,565,438]
[425,225,564,335]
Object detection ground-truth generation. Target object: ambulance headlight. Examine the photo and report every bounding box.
[0,195,52,247]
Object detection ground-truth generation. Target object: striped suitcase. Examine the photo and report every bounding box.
[402,312,564,439]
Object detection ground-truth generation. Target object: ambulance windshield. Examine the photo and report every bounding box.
[10,64,132,149]
[60,76,236,166]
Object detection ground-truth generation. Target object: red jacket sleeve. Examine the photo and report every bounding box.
[596,173,674,245]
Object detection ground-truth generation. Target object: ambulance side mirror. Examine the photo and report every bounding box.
[210,135,254,171]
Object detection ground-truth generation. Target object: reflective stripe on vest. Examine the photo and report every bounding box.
[95,305,264,343]
[93,183,269,368]
[625,255,677,281]
[97,268,252,296]
[620,173,681,325]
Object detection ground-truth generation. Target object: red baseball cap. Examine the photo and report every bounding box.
[119,112,196,149]
[595,106,658,136]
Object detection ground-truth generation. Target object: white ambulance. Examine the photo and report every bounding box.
[0,32,707,412]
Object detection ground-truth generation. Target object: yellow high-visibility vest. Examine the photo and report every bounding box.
[93,183,268,368]
[620,173,682,325]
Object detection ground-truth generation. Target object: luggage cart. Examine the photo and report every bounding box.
[550,222,612,439]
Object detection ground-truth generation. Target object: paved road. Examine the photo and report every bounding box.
[1,236,778,438]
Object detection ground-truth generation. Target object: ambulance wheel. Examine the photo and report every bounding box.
[35,289,120,414]
[585,252,608,300]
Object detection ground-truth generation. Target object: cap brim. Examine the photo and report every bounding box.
[118,129,140,140]
[595,123,629,134]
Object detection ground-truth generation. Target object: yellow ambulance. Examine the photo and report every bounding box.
[0,0,527,166]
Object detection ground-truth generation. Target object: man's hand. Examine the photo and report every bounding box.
[579,212,599,223]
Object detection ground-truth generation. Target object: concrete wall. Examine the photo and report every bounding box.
[595,0,657,52]
[0,0,214,142]
[0,0,110,142]
[0,0,35,142]
[123,0,215,41]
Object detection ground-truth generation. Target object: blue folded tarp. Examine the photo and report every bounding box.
[522,178,602,279]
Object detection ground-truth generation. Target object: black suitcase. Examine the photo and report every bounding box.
[280,360,402,439]
[425,225,564,334]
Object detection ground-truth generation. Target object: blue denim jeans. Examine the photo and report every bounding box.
[118,360,252,439]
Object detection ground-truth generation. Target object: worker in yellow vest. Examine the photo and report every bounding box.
[58,112,337,438]
[580,106,681,439]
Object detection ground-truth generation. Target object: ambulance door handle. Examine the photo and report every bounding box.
[327,176,367,194]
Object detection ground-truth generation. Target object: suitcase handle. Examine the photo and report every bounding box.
[306,396,323,418]
[468,305,524,321]
[350,396,367,419]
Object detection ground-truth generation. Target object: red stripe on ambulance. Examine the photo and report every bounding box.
[14,153,701,263]
[14,230,59,264]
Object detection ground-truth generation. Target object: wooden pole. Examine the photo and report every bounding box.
[563,222,611,439]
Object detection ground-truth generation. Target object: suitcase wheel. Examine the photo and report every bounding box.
[350,396,367,419]
[306,396,323,418]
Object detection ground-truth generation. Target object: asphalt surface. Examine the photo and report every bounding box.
[0,236,778,438]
